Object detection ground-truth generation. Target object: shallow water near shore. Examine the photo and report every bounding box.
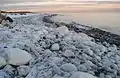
[57,12,120,35]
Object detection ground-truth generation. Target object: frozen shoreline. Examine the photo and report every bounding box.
[43,14,120,46]
[0,14,120,78]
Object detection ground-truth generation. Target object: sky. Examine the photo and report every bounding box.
[0,0,120,12]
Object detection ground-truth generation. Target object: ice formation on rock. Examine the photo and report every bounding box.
[0,14,120,78]
[6,48,32,65]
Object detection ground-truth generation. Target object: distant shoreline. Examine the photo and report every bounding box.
[1,11,34,13]
[1,10,120,14]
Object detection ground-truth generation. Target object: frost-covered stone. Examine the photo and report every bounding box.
[99,73,105,78]
[0,57,6,68]
[50,57,63,64]
[4,65,16,76]
[84,48,93,56]
[56,26,69,35]
[52,75,64,78]
[72,33,81,41]
[51,43,60,50]
[53,65,62,75]
[78,64,87,72]
[0,76,4,78]
[44,49,53,56]
[94,55,101,61]
[0,31,13,43]
[70,72,97,78]
[64,50,74,57]
[6,48,32,65]
[1,14,120,78]
[105,75,112,78]
[0,70,10,78]
[43,49,53,56]
[17,65,30,76]
[85,61,94,66]
[61,63,77,72]
[78,33,93,41]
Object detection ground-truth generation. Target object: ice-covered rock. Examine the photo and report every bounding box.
[0,24,3,27]
[51,43,60,51]
[99,73,105,78]
[0,70,10,78]
[78,64,87,72]
[6,48,32,65]
[56,26,69,35]
[70,72,97,78]
[61,63,77,72]
[0,31,13,43]
[0,14,120,78]
[44,49,53,56]
[53,65,62,75]
[85,60,95,67]
[52,75,64,78]
[105,75,112,78]
[64,50,74,57]
[50,57,63,64]
[17,65,30,76]
[4,65,16,76]
[0,57,6,68]
[83,47,94,56]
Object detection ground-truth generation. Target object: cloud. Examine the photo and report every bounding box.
[1,0,120,11]
[0,0,54,4]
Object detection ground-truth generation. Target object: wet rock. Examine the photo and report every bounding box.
[6,48,32,65]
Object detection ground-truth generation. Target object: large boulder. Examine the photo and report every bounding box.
[6,48,32,65]
[0,57,6,68]
[61,63,77,72]
[70,72,97,78]
[56,26,69,35]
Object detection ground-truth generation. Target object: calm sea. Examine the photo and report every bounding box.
[58,12,120,35]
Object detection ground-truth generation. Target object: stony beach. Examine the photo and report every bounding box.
[0,14,120,78]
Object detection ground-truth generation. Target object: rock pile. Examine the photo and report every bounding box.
[0,14,120,78]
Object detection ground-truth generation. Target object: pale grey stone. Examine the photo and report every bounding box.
[61,63,77,72]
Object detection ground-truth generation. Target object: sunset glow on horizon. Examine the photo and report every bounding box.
[1,0,120,12]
